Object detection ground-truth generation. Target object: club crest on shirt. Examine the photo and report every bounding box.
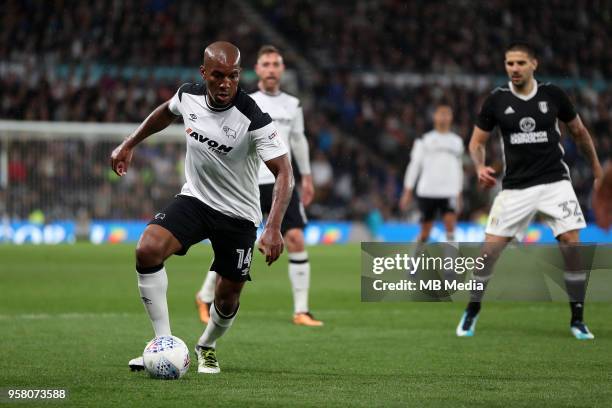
[519,117,536,132]
[222,126,237,139]
[538,101,548,113]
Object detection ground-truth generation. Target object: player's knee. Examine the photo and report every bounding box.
[135,237,166,267]
[557,230,580,244]
[214,297,239,316]
[284,229,305,252]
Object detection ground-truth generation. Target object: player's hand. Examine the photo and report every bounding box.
[110,142,134,177]
[301,175,315,206]
[477,165,497,189]
[258,227,284,265]
[399,189,413,211]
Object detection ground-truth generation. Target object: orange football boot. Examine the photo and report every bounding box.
[293,312,324,326]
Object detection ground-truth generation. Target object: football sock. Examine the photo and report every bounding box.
[198,270,217,303]
[197,302,239,349]
[288,251,310,314]
[136,264,171,336]
[565,271,588,323]
[445,231,455,242]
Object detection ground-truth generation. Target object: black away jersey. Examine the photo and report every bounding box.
[475,81,577,189]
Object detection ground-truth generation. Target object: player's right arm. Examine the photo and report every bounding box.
[470,92,498,188]
[399,139,423,211]
[469,126,496,188]
[110,100,177,176]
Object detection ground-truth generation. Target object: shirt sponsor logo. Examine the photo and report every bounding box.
[510,131,548,144]
[185,128,233,155]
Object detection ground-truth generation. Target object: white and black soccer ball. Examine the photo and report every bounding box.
[142,336,190,380]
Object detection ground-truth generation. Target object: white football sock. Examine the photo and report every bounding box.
[197,303,238,348]
[137,266,171,337]
[198,270,217,303]
[288,251,310,314]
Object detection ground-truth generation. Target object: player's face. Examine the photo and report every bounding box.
[200,61,241,106]
[255,52,285,91]
[433,106,453,129]
[505,51,537,88]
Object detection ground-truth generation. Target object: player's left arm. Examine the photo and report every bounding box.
[565,115,603,187]
[259,154,294,265]
[289,105,314,206]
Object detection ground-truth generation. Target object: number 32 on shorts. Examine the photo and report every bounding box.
[558,200,582,219]
[236,248,253,276]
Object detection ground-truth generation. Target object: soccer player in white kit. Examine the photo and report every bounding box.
[196,45,323,327]
[111,41,294,374]
[400,103,464,243]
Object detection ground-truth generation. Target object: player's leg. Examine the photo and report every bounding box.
[285,227,323,326]
[130,195,208,371]
[195,261,217,323]
[416,197,436,242]
[538,180,591,339]
[135,224,182,337]
[457,187,537,337]
[456,234,511,336]
[556,230,593,339]
[442,197,459,242]
[196,276,245,374]
[281,188,323,326]
[195,214,257,374]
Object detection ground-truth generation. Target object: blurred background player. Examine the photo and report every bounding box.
[399,103,464,243]
[457,42,603,340]
[112,41,293,374]
[196,45,323,327]
[593,161,612,230]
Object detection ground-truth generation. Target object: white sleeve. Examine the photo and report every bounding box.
[251,122,288,162]
[404,139,423,189]
[168,88,182,116]
[289,106,311,175]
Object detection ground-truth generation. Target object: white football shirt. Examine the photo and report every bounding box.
[250,90,310,185]
[404,130,464,198]
[168,83,288,225]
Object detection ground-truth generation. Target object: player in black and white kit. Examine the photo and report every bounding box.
[400,103,464,243]
[196,45,323,326]
[111,41,293,374]
[456,43,603,339]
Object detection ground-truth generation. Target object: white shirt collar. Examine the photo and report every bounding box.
[509,79,538,101]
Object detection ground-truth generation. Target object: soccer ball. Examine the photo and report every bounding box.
[142,336,190,379]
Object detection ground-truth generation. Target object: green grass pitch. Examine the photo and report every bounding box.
[1,243,611,407]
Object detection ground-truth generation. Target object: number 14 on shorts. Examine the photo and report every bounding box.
[236,248,253,276]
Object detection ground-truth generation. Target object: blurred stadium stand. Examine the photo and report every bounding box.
[1,0,610,228]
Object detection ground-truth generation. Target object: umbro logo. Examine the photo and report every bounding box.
[189,113,197,121]
[504,106,515,114]
[141,297,152,305]
[154,212,166,220]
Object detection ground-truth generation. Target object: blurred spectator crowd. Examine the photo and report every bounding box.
[1,0,610,223]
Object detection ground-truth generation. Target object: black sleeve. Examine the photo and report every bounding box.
[234,89,273,131]
[550,85,577,123]
[475,93,497,131]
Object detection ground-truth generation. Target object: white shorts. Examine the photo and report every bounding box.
[485,180,586,239]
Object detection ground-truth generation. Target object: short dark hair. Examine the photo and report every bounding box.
[435,100,453,111]
[257,45,282,59]
[506,42,537,59]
